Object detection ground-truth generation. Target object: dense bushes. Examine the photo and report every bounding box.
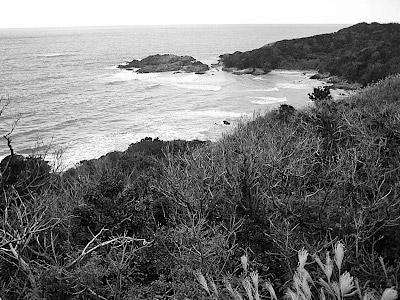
[1,76,400,299]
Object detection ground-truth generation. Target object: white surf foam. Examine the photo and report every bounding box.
[250,96,287,104]
[181,110,249,118]
[105,71,160,83]
[37,53,76,57]
[277,83,311,90]
[247,87,279,92]
[175,84,222,91]
[270,70,304,75]
[104,65,120,70]
[147,73,199,84]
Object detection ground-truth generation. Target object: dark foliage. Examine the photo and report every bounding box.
[2,77,400,298]
[308,86,332,102]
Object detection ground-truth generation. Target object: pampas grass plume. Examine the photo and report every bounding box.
[193,269,209,294]
[241,255,248,273]
[339,271,354,296]
[334,242,345,271]
[298,248,309,270]
[381,288,398,300]
[265,281,277,300]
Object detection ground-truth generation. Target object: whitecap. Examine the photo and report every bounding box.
[104,71,159,83]
[247,87,279,92]
[270,70,304,75]
[277,83,311,90]
[175,84,222,91]
[36,53,77,57]
[147,73,199,84]
[250,96,287,104]
[181,110,249,118]
[104,65,120,70]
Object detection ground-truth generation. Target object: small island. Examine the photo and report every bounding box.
[118,54,209,73]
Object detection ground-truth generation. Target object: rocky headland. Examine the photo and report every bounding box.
[309,73,362,90]
[118,54,209,74]
[218,22,400,86]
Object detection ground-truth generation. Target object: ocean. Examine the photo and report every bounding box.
[0,24,346,168]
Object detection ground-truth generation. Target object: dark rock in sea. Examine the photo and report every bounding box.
[232,68,255,75]
[118,54,209,73]
[310,73,362,90]
[252,68,266,75]
[221,66,265,76]
[221,67,236,72]
[310,73,330,80]
[223,120,231,125]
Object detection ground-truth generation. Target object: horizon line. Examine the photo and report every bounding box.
[0,23,361,30]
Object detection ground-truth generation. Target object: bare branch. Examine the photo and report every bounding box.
[65,228,153,269]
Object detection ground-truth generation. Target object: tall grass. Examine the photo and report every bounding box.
[195,242,398,300]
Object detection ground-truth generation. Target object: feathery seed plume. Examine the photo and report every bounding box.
[302,275,312,300]
[331,281,341,299]
[250,271,261,300]
[224,278,243,300]
[208,276,219,298]
[325,252,333,282]
[243,278,254,300]
[334,242,345,271]
[193,269,209,294]
[381,288,398,300]
[286,289,300,300]
[265,281,278,300]
[319,278,336,298]
[250,271,259,291]
[363,291,378,300]
[298,248,309,270]
[339,271,354,296]
[320,288,327,300]
[314,254,325,272]
[241,255,248,273]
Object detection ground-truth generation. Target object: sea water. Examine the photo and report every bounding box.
[0,24,346,167]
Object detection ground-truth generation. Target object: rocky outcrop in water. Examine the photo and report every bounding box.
[118,54,209,73]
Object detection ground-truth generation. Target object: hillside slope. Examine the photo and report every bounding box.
[1,75,400,298]
[220,22,400,85]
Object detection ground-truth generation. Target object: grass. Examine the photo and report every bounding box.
[195,242,398,300]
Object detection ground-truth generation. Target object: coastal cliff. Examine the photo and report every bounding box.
[219,22,400,85]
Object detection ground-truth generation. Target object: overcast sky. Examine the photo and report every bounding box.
[1,0,399,28]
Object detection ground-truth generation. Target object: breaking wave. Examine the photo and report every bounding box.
[247,87,279,92]
[175,84,222,91]
[36,53,77,57]
[250,96,287,104]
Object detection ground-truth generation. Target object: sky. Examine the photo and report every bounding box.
[0,0,399,28]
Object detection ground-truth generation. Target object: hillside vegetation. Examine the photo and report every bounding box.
[1,75,400,299]
[220,22,400,85]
